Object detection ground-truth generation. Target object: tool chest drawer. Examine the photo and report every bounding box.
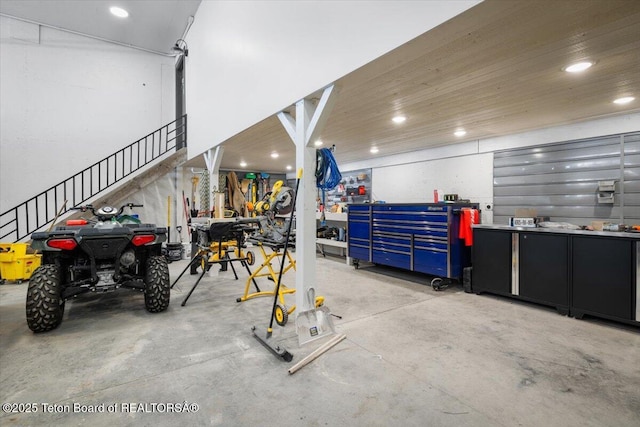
[414,249,448,276]
[372,250,411,270]
[347,205,372,262]
[348,222,371,240]
[348,246,370,261]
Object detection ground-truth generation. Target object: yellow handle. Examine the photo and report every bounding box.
[297,168,303,179]
[167,195,171,224]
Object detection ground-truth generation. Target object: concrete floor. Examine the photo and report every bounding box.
[1,253,639,426]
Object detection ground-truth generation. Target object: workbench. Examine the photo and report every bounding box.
[472,224,640,326]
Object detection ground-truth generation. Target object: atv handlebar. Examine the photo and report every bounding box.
[70,203,143,221]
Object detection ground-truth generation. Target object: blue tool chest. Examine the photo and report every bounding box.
[347,203,478,280]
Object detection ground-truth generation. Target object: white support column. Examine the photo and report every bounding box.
[276,84,338,318]
[295,98,317,314]
[175,166,185,242]
[203,146,224,212]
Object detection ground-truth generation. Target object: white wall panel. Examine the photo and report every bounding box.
[372,153,494,223]
[0,16,175,211]
[185,0,480,159]
[340,141,480,172]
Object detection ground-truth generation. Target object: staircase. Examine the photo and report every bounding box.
[1,115,187,242]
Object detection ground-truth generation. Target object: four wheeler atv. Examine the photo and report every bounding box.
[27,203,170,332]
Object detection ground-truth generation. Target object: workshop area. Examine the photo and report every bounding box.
[1,1,640,426]
[1,255,639,426]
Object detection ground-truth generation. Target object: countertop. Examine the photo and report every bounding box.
[473,224,640,239]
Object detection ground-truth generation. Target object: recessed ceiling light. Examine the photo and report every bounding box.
[392,115,406,124]
[314,140,323,147]
[563,61,593,73]
[240,161,247,167]
[109,6,129,18]
[454,129,467,137]
[370,147,379,154]
[613,96,635,105]
[286,165,292,170]
[270,152,279,159]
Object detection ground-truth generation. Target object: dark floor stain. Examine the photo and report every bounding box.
[573,349,603,365]
[520,378,536,387]
[517,359,541,378]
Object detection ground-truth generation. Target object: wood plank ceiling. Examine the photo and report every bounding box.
[186,0,640,173]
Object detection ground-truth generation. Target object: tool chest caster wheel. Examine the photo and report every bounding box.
[431,277,451,291]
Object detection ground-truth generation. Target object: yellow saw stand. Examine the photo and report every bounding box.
[236,239,297,325]
[236,237,326,327]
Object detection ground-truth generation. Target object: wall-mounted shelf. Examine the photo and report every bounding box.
[316,212,347,222]
[316,238,347,249]
[597,180,615,204]
[316,211,348,258]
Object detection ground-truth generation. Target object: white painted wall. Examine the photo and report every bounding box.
[340,112,640,225]
[371,153,494,222]
[111,172,180,242]
[185,0,480,160]
[0,16,176,211]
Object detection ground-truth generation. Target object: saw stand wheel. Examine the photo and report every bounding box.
[274,303,289,326]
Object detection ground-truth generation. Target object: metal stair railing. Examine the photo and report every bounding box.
[1,114,187,242]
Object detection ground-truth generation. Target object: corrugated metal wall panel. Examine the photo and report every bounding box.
[623,207,640,221]
[494,194,600,206]
[624,167,640,180]
[624,193,640,205]
[494,156,620,177]
[625,181,640,193]
[624,153,640,167]
[494,169,619,186]
[493,143,621,167]
[624,135,640,222]
[495,182,597,196]
[494,205,622,219]
[494,132,639,225]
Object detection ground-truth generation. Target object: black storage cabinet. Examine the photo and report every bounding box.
[471,225,639,326]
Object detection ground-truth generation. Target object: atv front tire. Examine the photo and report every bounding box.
[26,265,65,332]
[144,256,170,312]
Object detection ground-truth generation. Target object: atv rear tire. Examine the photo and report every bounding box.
[144,255,170,312]
[26,265,65,333]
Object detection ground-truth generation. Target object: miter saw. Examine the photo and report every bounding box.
[251,180,295,244]
[189,180,295,245]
